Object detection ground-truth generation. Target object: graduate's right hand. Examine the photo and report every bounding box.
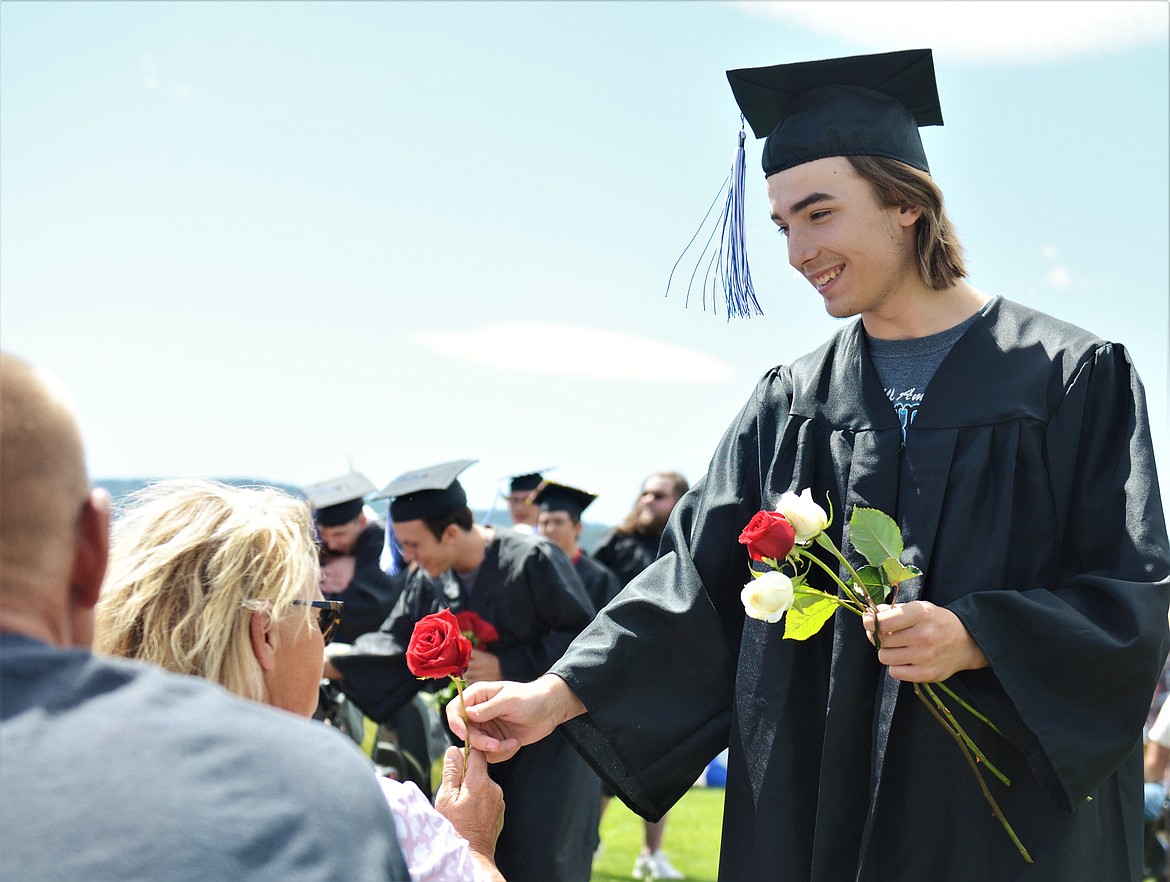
[448,674,586,763]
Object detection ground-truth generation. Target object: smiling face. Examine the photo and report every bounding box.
[391,518,454,579]
[767,156,924,324]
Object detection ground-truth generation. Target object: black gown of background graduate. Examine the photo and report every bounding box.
[593,529,660,589]
[574,551,622,613]
[551,297,1170,882]
[327,523,406,646]
[334,528,601,882]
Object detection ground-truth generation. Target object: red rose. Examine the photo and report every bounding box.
[738,510,796,562]
[406,609,473,679]
[455,610,499,648]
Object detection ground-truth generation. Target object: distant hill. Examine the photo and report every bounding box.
[94,477,614,554]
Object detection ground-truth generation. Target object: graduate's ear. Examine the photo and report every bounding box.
[441,523,461,544]
[897,202,923,227]
[249,609,278,673]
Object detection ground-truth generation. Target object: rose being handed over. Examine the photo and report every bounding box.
[406,608,473,679]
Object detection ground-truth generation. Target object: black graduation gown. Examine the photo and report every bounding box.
[334,528,602,882]
[328,524,406,646]
[593,529,661,588]
[575,551,622,612]
[551,298,1170,882]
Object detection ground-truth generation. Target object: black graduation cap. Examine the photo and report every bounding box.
[373,459,477,522]
[301,473,376,527]
[509,472,545,495]
[531,480,598,522]
[726,48,943,175]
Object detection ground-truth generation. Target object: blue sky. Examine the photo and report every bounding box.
[2,0,1167,525]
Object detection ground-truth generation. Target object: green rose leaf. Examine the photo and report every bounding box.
[882,559,922,587]
[849,507,904,568]
[783,592,838,641]
[855,564,892,606]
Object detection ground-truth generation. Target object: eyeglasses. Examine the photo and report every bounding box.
[292,599,343,645]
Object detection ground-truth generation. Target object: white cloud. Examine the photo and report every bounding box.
[414,322,734,383]
[1046,266,1073,288]
[140,55,194,104]
[734,1,1167,62]
[1042,245,1059,260]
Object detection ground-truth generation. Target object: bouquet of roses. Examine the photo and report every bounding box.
[739,489,1031,863]
[408,608,499,768]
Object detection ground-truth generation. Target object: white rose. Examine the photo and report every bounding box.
[741,571,795,623]
[776,488,829,544]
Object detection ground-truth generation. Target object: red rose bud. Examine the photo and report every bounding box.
[455,610,500,648]
[738,510,796,561]
[406,608,473,679]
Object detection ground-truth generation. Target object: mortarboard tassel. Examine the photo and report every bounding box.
[665,122,763,320]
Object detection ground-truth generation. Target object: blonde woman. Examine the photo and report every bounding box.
[96,479,503,882]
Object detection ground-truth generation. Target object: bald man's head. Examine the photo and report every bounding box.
[1,352,108,645]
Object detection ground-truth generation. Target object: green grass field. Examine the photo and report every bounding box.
[591,787,724,882]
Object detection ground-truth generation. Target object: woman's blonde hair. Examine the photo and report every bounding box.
[94,479,320,703]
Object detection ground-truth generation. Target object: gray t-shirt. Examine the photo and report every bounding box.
[867,302,990,443]
[0,633,410,882]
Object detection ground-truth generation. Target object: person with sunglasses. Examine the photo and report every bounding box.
[94,478,507,882]
[1,354,408,882]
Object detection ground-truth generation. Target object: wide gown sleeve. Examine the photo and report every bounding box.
[552,370,790,820]
[948,342,1170,810]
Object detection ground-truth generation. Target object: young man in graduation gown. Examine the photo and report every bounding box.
[504,471,544,534]
[450,49,1170,882]
[325,459,601,882]
[533,480,622,613]
[302,472,405,645]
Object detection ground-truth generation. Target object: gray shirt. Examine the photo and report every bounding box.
[867,302,990,443]
[0,632,410,881]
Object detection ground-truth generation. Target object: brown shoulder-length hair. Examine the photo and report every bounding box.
[616,471,690,535]
[846,155,967,291]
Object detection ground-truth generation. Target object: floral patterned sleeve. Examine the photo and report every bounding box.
[377,777,489,882]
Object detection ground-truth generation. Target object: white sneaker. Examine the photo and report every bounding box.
[631,854,653,880]
[647,850,685,880]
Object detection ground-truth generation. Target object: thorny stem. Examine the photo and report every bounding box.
[913,683,1033,863]
[933,680,1003,737]
[921,683,1010,787]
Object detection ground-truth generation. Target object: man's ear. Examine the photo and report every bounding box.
[70,489,111,612]
[442,523,461,544]
[249,609,278,672]
[898,202,923,227]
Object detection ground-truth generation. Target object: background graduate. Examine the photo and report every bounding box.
[326,459,601,882]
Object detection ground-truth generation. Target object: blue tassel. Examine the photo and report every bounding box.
[665,123,763,320]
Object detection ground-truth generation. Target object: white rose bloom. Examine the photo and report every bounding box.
[776,488,829,544]
[741,571,795,623]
